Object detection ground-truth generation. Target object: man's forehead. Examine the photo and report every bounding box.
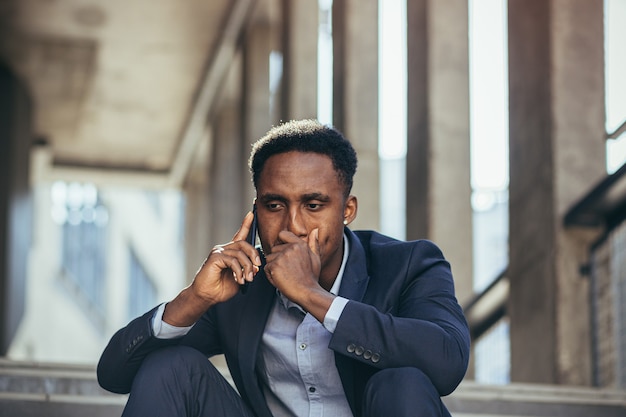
[257,153,343,194]
[260,152,336,178]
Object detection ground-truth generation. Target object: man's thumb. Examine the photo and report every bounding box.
[308,228,320,256]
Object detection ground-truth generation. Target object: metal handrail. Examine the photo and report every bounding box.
[607,119,626,140]
[462,269,509,341]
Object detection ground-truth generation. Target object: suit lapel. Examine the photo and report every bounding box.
[337,229,370,301]
[237,269,276,417]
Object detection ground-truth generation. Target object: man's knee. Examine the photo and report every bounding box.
[363,367,449,417]
[134,346,210,386]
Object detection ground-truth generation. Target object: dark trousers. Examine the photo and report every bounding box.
[121,346,451,417]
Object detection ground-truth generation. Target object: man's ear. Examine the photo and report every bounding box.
[343,195,358,225]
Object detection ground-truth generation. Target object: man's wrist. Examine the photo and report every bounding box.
[298,287,336,323]
[162,286,212,327]
[152,303,194,339]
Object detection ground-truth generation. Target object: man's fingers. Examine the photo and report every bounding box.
[232,211,254,242]
[220,247,259,283]
[228,211,260,266]
[308,228,320,256]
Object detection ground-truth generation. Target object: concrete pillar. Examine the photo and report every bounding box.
[243,19,272,200]
[0,64,32,354]
[205,53,249,382]
[208,53,247,245]
[281,0,318,120]
[184,52,248,283]
[405,0,473,303]
[182,130,212,284]
[508,0,605,385]
[332,0,379,230]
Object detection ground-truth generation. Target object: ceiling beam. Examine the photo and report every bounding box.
[167,0,257,187]
[37,0,257,190]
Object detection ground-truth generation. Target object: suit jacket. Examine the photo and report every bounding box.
[98,228,470,417]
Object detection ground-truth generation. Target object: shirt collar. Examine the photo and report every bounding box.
[329,233,349,295]
[278,233,350,311]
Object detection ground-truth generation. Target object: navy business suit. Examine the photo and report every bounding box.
[98,228,470,416]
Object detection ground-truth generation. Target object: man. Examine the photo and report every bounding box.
[98,119,470,417]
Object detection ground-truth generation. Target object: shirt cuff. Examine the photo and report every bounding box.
[323,296,349,333]
[151,302,195,339]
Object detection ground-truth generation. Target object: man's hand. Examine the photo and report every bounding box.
[163,211,261,327]
[264,229,335,322]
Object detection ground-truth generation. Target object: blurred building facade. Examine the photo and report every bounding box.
[6,181,186,364]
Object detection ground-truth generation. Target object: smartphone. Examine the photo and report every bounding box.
[240,203,257,294]
[246,203,258,247]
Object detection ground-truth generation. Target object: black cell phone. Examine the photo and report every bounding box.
[246,203,258,247]
[241,204,257,294]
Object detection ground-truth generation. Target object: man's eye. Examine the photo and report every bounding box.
[267,203,281,210]
[307,203,322,210]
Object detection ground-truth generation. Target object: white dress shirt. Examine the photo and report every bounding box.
[256,236,352,417]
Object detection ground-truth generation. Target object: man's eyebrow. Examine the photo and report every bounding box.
[258,193,331,203]
[258,193,286,203]
[301,193,331,202]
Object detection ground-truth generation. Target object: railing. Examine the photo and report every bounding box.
[564,158,626,389]
[563,160,626,229]
[467,152,626,386]
[462,269,508,341]
[607,119,626,141]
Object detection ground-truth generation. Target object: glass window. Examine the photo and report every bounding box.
[469,0,510,384]
[52,181,109,323]
[605,0,626,173]
[128,249,158,320]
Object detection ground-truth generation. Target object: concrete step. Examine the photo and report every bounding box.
[3,358,626,417]
[0,392,126,417]
[444,380,626,417]
[0,358,126,417]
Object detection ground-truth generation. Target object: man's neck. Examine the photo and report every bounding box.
[318,236,348,292]
[319,274,337,292]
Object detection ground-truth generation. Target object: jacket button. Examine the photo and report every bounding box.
[371,353,381,363]
[355,346,364,356]
[363,350,372,360]
[347,343,356,353]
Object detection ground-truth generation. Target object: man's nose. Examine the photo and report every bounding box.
[287,209,307,237]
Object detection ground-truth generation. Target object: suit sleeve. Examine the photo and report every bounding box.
[97,307,179,393]
[328,240,470,396]
[97,306,222,394]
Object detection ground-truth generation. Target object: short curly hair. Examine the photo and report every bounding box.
[249,119,358,196]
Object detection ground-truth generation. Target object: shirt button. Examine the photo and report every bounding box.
[363,349,372,360]
[347,343,356,353]
[355,346,365,356]
[299,343,307,350]
[371,353,381,363]
[309,387,316,393]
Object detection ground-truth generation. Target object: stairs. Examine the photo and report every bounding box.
[444,380,626,417]
[0,358,126,417]
[2,357,626,417]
